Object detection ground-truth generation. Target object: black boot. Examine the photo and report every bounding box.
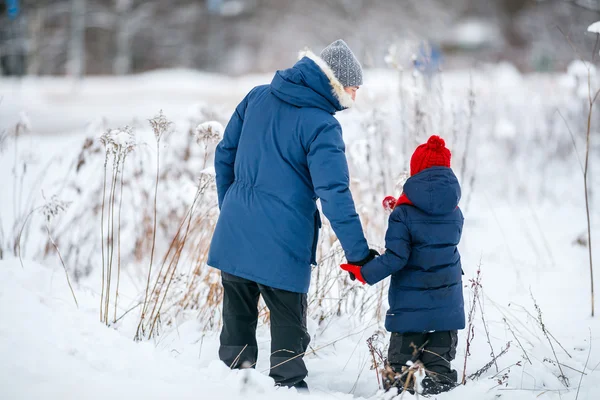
[421,375,458,395]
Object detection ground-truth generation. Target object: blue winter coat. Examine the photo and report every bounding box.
[208,54,369,294]
[361,167,465,333]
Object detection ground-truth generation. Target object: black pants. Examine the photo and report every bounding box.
[388,331,458,388]
[219,272,310,387]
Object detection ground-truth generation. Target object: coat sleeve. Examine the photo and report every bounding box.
[307,121,369,263]
[361,208,411,285]
[214,93,250,209]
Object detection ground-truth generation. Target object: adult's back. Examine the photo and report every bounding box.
[208,48,370,293]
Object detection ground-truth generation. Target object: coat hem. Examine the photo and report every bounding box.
[208,259,310,294]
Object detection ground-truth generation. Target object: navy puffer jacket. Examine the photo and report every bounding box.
[361,167,465,333]
[208,51,369,293]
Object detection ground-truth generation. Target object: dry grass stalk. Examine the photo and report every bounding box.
[477,295,497,372]
[575,329,592,400]
[104,154,119,324]
[503,317,532,365]
[366,333,383,388]
[468,342,511,380]
[100,127,135,325]
[462,263,482,384]
[229,344,249,369]
[45,223,78,308]
[136,121,221,338]
[16,206,43,269]
[137,112,171,340]
[530,289,569,387]
[99,150,109,322]
[42,196,78,308]
[509,303,572,358]
[113,154,127,322]
[145,180,206,338]
[557,25,599,317]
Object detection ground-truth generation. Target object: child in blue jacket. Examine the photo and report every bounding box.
[341,135,465,395]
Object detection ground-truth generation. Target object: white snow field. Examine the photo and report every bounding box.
[1,60,600,400]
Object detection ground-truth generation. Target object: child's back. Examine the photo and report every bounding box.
[341,136,465,395]
[363,165,465,333]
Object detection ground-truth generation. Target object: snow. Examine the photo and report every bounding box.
[567,60,595,77]
[0,259,320,400]
[1,63,600,399]
[587,21,600,34]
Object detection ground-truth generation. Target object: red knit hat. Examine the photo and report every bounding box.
[410,135,451,176]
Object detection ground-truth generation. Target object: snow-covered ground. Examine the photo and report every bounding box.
[1,62,600,399]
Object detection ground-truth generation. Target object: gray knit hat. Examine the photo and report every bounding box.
[320,39,363,87]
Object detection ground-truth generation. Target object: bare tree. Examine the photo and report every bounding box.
[67,0,86,78]
[113,0,132,75]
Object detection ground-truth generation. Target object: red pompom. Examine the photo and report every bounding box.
[426,135,445,150]
[382,196,397,211]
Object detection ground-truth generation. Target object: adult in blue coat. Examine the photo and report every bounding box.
[341,136,465,395]
[208,40,377,389]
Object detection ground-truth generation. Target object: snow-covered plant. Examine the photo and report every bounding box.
[196,121,223,169]
[41,195,72,223]
[149,110,172,142]
[137,111,173,338]
[99,126,137,325]
[195,121,223,145]
[100,126,136,162]
[40,195,78,308]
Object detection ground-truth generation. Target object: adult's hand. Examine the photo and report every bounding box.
[346,249,379,281]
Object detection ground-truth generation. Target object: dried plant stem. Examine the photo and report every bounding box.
[45,224,78,308]
[462,263,482,384]
[137,141,160,340]
[12,126,19,235]
[16,206,42,269]
[115,302,142,324]
[531,290,568,387]
[149,183,202,337]
[557,27,598,317]
[114,157,127,323]
[478,296,497,372]
[583,83,598,317]
[230,344,249,369]
[503,318,532,365]
[576,330,592,400]
[468,342,510,380]
[510,303,572,358]
[100,154,108,322]
[104,163,119,324]
[366,335,382,388]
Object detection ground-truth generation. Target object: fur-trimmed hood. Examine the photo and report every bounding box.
[269,50,354,113]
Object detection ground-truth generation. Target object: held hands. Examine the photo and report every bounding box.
[340,264,366,284]
[341,249,379,285]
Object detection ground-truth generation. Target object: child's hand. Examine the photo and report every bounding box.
[340,264,366,284]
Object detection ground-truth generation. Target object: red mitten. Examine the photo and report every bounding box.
[382,196,397,212]
[340,264,366,284]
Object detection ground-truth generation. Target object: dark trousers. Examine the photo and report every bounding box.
[388,331,458,388]
[218,272,311,387]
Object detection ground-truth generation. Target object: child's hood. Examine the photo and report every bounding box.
[402,167,461,215]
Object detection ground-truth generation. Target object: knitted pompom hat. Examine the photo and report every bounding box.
[410,135,451,176]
